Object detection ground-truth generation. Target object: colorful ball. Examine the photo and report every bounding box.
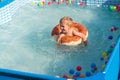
[116,5,120,11]
[113,6,117,10]
[52,0,56,2]
[110,26,117,32]
[71,0,74,4]
[107,47,113,53]
[107,50,112,54]
[109,5,115,11]
[31,1,35,5]
[108,35,113,40]
[80,74,85,78]
[102,5,107,8]
[102,65,105,70]
[94,66,98,71]
[80,2,85,7]
[69,69,75,74]
[112,42,116,46]
[48,1,53,5]
[102,52,108,58]
[109,48,113,53]
[67,76,72,79]
[55,0,59,2]
[110,45,114,48]
[61,0,64,2]
[76,66,82,71]
[66,1,69,5]
[110,27,115,32]
[57,1,61,5]
[85,71,91,77]
[104,56,109,61]
[100,57,104,61]
[91,63,96,68]
[62,75,68,78]
[37,2,43,7]
[105,61,108,64]
[68,0,72,4]
[75,72,81,77]
[42,1,45,5]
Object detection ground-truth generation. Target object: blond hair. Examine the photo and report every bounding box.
[59,16,73,26]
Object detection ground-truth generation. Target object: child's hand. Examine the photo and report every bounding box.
[60,30,66,34]
[82,36,87,42]
[83,40,87,46]
[57,34,65,43]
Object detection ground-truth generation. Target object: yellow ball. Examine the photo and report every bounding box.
[31,1,35,5]
[38,2,43,7]
[102,52,107,58]
[102,65,105,70]
[113,6,117,10]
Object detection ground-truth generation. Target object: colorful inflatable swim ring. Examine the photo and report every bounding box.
[51,22,88,46]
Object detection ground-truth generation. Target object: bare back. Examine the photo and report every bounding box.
[65,27,79,36]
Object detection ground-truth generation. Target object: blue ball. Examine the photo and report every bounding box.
[91,63,96,68]
[108,36,113,40]
[110,45,114,48]
[100,57,104,61]
[69,69,75,74]
[107,49,112,53]
[85,71,91,77]
[75,72,81,77]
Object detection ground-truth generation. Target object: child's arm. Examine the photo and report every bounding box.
[73,30,87,46]
[57,33,65,43]
[73,29,87,41]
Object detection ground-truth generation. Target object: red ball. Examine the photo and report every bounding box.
[48,1,52,5]
[94,66,98,71]
[76,66,82,71]
[62,75,68,78]
[80,2,85,7]
[110,27,114,32]
[116,5,120,12]
[57,1,61,5]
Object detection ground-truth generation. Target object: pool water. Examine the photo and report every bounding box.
[0,3,120,78]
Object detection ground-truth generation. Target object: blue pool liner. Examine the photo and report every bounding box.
[0,0,14,8]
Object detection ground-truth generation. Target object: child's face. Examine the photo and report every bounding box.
[61,20,72,31]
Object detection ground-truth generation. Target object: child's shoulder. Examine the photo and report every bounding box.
[71,26,79,31]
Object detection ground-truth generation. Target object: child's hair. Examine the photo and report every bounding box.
[59,16,73,26]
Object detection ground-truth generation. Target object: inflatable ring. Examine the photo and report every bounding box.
[51,22,88,46]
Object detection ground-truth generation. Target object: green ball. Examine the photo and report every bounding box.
[68,0,72,4]
[37,2,42,7]
[109,5,114,11]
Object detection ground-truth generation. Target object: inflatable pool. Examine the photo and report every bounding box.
[0,0,119,80]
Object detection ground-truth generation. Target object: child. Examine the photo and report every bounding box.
[57,16,88,46]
